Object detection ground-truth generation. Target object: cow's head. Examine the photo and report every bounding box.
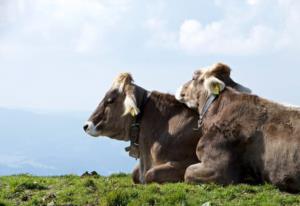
[176,63,251,110]
[83,73,141,141]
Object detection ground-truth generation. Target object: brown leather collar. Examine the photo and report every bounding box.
[125,88,151,159]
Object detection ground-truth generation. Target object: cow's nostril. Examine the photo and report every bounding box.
[181,93,185,97]
[83,124,89,131]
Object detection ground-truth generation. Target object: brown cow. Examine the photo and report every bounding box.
[83,72,248,184]
[84,73,200,184]
[176,63,300,192]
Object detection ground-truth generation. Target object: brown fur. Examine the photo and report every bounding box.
[177,63,251,109]
[204,63,231,79]
[179,66,300,192]
[85,72,252,185]
[85,82,201,184]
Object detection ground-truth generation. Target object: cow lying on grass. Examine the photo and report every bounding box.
[84,72,248,184]
[176,63,300,192]
[84,73,200,184]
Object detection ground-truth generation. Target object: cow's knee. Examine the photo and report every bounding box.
[132,169,140,184]
[144,169,157,184]
[184,165,199,184]
[184,163,218,184]
[132,165,141,184]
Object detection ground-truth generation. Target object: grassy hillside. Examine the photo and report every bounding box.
[0,174,300,206]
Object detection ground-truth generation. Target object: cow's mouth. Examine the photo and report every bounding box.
[83,121,102,137]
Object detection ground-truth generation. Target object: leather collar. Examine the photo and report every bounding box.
[196,94,218,129]
[125,88,151,159]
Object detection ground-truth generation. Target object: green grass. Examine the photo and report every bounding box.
[0,174,300,206]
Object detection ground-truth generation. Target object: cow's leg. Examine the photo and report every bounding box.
[132,164,140,184]
[185,126,241,185]
[184,162,239,185]
[144,161,191,184]
[185,163,214,184]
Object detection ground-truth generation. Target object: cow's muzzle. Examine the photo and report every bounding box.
[83,121,99,137]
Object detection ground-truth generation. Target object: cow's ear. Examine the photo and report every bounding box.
[123,87,140,117]
[207,63,231,79]
[204,76,225,95]
[205,63,252,94]
[112,72,134,92]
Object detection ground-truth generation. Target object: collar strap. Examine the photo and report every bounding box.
[125,90,151,159]
[197,94,218,129]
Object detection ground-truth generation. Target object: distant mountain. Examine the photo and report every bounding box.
[0,108,136,176]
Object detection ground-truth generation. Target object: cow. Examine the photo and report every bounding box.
[84,73,200,184]
[83,72,248,184]
[176,63,300,192]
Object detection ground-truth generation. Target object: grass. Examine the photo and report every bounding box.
[0,174,300,206]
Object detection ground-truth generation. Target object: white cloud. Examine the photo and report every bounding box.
[146,0,300,55]
[75,23,99,53]
[246,0,261,6]
[144,1,177,49]
[145,18,177,49]
[1,0,300,111]
[179,19,277,55]
[0,0,132,57]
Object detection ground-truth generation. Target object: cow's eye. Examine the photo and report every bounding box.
[107,98,114,104]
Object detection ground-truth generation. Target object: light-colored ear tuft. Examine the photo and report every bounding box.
[123,94,140,117]
[112,72,134,92]
[204,76,225,95]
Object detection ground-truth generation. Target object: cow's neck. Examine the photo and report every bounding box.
[126,85,151,159]
[202,88,235,124]
[197,91,210,114]
[198,88,238,128]
[196,91,219,128]
[123,85,152,183]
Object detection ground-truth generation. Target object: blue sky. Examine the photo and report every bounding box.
[0,0,300,175]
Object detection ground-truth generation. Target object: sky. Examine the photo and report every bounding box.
[0,0,300,175]
[1,0,300,111]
